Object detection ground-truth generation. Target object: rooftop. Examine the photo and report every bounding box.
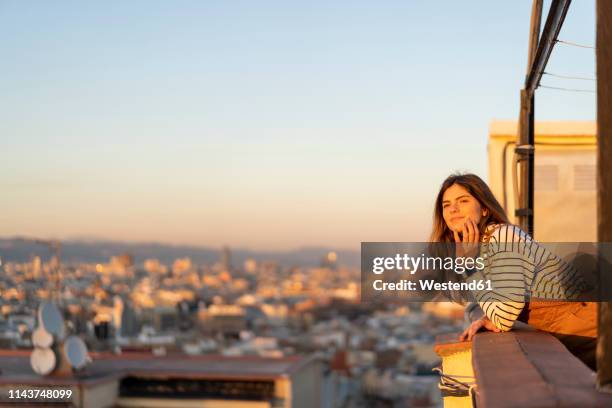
[0,349,315,386]
[489,120,596,139]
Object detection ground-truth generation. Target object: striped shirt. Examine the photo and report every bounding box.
[465,223,589,331]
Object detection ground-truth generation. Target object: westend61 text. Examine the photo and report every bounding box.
[372,279,493,291]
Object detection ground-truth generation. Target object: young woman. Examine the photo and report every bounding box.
[431,173,597,370]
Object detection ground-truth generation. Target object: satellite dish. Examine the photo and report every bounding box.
[32,327,53,348]
[38,302,65,340]
[30,348,57,376]
[63,336,89,370]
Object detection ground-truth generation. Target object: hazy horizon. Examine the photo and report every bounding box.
[0,233,362,253]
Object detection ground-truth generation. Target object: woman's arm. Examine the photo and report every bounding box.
[476,299,524,331]
[471,224,529,331]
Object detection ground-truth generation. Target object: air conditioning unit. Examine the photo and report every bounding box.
[488,120,596,242]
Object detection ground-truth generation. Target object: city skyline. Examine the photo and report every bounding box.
[0,1,596,250]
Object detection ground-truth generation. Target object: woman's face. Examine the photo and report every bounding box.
[441,184,487,233]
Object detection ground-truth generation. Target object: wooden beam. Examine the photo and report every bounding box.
[525,0,572,97]
[596,0,612,391]
[526,0,544,76]
[516,0,542,235]
[516,91,535,235]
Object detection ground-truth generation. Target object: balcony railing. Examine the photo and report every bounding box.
[435,329,612,408]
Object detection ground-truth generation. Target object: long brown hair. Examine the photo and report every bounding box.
[430,173,509,243]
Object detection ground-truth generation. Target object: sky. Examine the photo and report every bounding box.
[0,1,597,251]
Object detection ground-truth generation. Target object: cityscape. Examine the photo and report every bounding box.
[0,239,463,407]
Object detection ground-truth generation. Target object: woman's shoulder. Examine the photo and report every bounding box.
[483,223,532,243]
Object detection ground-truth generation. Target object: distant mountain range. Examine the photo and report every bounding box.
[0,237,360,268]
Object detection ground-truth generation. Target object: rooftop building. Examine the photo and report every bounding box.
[0,350,323,408]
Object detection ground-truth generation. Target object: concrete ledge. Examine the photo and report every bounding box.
[472,330,612,408]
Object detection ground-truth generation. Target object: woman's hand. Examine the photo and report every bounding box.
[454,217,480,259]
[459,316,501,341]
